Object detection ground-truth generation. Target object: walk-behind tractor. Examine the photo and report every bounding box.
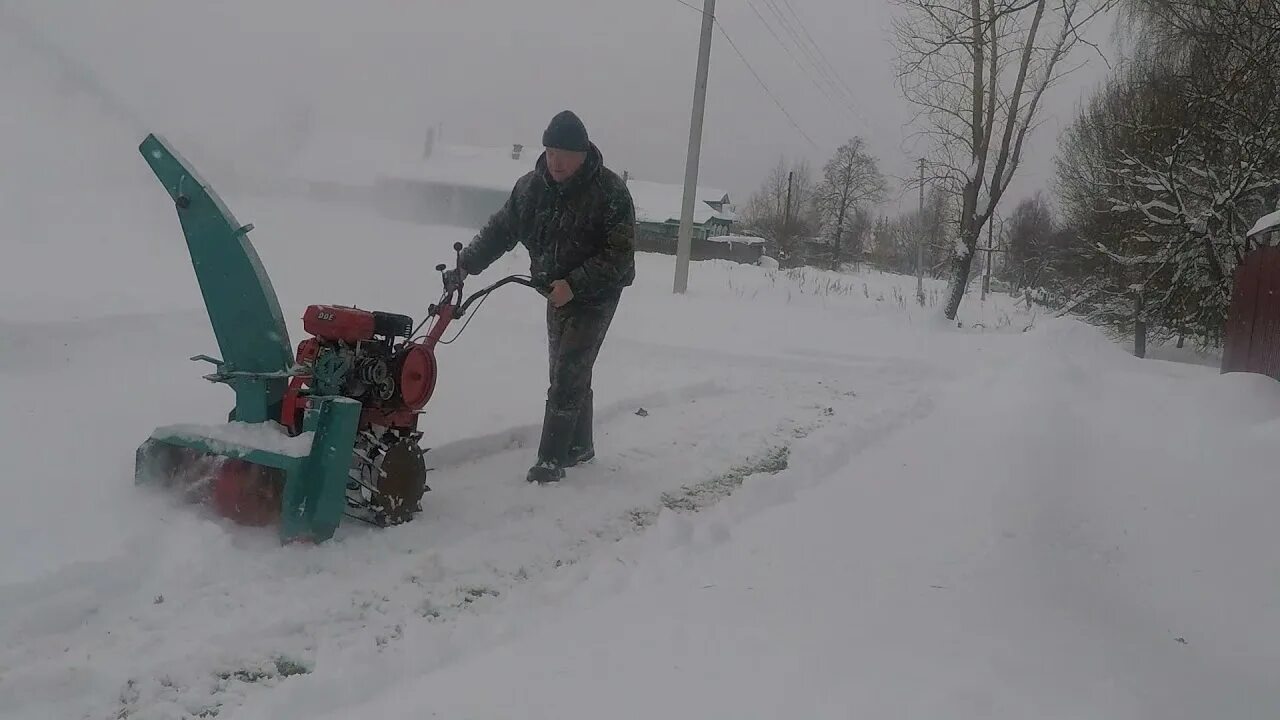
[134,134,541,543]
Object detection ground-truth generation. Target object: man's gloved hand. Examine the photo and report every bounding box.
[548,279,574,308]
[443,266,467,292]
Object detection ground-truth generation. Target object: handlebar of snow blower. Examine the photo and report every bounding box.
[413,242,549,346]
[457,275,546,316]
[434,242,549,313]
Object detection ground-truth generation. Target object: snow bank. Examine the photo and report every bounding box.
[707,233,765,245]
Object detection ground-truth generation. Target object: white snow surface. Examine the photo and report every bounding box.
[707,233,766,245]
[2,69,1278,717]
[152,422,316,458]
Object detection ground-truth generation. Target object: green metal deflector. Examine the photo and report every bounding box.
[139,134,294,423]
[135,133,358,543]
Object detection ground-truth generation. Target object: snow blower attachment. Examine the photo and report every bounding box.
[133,134,543,543]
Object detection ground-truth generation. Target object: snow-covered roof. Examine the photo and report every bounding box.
[707,234,765,245]
[1247,209,1280,238]
[627,179,732,226]
[698,186,731,204]
[384,143,538,193]
[287,137,739,223]
[713,208,740,223]
[388,145,738,205]
[286,131,413,186]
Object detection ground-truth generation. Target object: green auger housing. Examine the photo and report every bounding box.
[133,134,358,544]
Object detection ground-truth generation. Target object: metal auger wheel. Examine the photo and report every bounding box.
[345,429,429,526]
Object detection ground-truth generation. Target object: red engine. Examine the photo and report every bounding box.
[259,251,533,527]
[282,305,438,435]
[302,304,377,343]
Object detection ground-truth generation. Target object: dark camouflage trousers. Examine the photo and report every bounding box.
[540,295,620,462]
[547,296,619,412]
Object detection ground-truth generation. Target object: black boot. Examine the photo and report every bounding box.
[565,389,594,467]
[527,403,576,484]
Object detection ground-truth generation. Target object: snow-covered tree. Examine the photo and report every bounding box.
[1052,0,1280,346]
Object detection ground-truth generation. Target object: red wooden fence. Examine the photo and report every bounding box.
[1222,246,1280,378]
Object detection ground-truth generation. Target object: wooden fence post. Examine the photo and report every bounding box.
[1132,283,1146,359]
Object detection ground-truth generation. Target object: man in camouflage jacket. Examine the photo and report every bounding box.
[454,110,635,483]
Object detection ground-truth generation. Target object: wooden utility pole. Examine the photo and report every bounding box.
[979,216,1005,300]
[917,158,926,304]
[673,0,717,294]
[783,170,794,258]
[785,171,794,223]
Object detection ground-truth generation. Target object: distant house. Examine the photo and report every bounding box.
[373,142,538,228]
[280,131,407,205]
[373,142,750,260]
[282,134,756,262]
[377,146,744,241]
[626,180,738,255]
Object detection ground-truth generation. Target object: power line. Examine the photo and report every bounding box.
[760,0,858,118]
[713,17,819,149]
[759,0,841,102]
[779,0,862,108]
[745,0,849,119]
[671,0,818,150]
[749,0,880,141]
[748,0,874,135]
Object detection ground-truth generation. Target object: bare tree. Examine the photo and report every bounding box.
[870,215,914,273]
[867,189,954,276]
[845,206,875,265]
[816,137,888,269]
[742,156,820,264]
[891,0,1115,319]
[1003,191,1056,290]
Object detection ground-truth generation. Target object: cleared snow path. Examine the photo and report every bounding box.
[0,300,946,720]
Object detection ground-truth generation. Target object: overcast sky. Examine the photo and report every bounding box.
[4,0,1119,214]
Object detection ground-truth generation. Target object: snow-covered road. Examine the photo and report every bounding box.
[1,196,976,718]
[4,193,1275,720]
[0,307,939,719]
[6,9,1276,716]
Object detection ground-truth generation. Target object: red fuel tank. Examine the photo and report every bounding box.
[303,305,376,343]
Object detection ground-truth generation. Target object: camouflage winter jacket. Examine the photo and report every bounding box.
[457,143,636,304]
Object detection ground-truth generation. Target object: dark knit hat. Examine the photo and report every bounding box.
[542,110,590,152]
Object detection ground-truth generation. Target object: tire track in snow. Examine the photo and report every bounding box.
[418,379,731,470]
[228,358,951,720]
